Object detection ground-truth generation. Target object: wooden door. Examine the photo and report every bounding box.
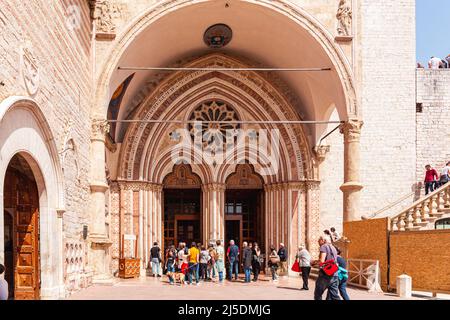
[14,173,40,300]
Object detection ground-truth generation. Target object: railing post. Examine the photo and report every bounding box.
[421,198,430,221]
[413,205,422,226]
[405,209,414,230]
[445,186,450,208]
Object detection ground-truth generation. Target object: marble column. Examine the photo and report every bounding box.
[340,119,364,222]
[89,119,113,283]
[202,183,226,244]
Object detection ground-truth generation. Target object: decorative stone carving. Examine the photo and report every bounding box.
[91,119,110,141]
[20,42,40,96]
[188,100,240,150]
[340,119,363,143]
[226,164,263,189]
[336,0,352,36]
[314,145,331,163]
[163,164,202,189]
[89,0,121,40]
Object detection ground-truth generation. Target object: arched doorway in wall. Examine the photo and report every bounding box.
[3,154,41,300]
[225,164,264,267]
[162,164,203,250]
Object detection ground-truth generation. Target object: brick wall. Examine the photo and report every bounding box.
[389,230,450,293]
[344,218,390,289]
[416,70,450,196]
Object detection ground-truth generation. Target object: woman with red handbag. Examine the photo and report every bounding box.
[295,244,311,290]
[311,235,340,300]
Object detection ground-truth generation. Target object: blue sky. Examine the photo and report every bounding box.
[416,0,450,64]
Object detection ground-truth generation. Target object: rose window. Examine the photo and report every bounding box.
[188,100,240,150]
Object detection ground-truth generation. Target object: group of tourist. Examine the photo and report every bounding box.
[424,162,450,195]
[150,240,289,285]
[417,54,450,69]
[148,226,350,300]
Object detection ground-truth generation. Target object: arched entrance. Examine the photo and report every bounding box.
[3,154,41,300]
[0,96,65,299]
[225,164,264,252]
[162,164,203,250]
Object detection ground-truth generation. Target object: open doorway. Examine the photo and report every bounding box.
[3,154,41,300]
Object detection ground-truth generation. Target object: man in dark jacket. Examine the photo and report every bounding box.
[242,242,253,283]
[278,243,288,276]
[227,240,239,281]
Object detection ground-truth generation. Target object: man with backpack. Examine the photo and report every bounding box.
[312,235,340,300]
[227,240,240,281]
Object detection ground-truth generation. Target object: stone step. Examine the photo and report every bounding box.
[413,222,428,228]
[406,226,422,231]
[438,208,450,213]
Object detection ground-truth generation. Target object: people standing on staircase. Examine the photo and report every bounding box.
[424,165,439,195]
[438,162,450,187]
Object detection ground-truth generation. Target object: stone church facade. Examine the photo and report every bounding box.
[1,0,446,299]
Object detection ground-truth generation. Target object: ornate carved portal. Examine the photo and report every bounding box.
[112,54,327,274]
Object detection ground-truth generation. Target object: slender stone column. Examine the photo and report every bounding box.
[202,183,226,244]
[340,119,364,222]
[305,180,321,259]
[89,119,113,283]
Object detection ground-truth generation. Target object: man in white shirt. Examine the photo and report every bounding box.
[439,162,450,187]
[428,56,443,69]
[0,264,8,300]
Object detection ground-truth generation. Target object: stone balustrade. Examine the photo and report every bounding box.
[391,183,450,231]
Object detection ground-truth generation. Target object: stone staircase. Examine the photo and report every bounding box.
[390,183,450,231]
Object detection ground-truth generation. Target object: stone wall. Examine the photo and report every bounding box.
[343,218,390,289]
[0,0,93,295]
[357,0,417,218]
[389,229,450,293]
[416,69,450,196]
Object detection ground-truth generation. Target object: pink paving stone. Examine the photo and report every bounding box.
[67,274,423,300]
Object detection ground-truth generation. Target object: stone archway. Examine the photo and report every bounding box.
[94,0,358,121]
[0,96,65,299]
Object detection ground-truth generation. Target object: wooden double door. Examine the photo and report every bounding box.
[4,156,40,300]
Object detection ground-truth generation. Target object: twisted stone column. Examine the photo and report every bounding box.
[340,119,364,222]
[89,119,113,283]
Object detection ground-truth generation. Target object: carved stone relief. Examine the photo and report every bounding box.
[20,41,39,96]
[336,0,352,36]
[89,0,121,40]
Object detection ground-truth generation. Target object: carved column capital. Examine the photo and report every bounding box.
[340,119,363,143]
[313,145,331,163]
[305,180,321,191]
[91,119,110,141]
